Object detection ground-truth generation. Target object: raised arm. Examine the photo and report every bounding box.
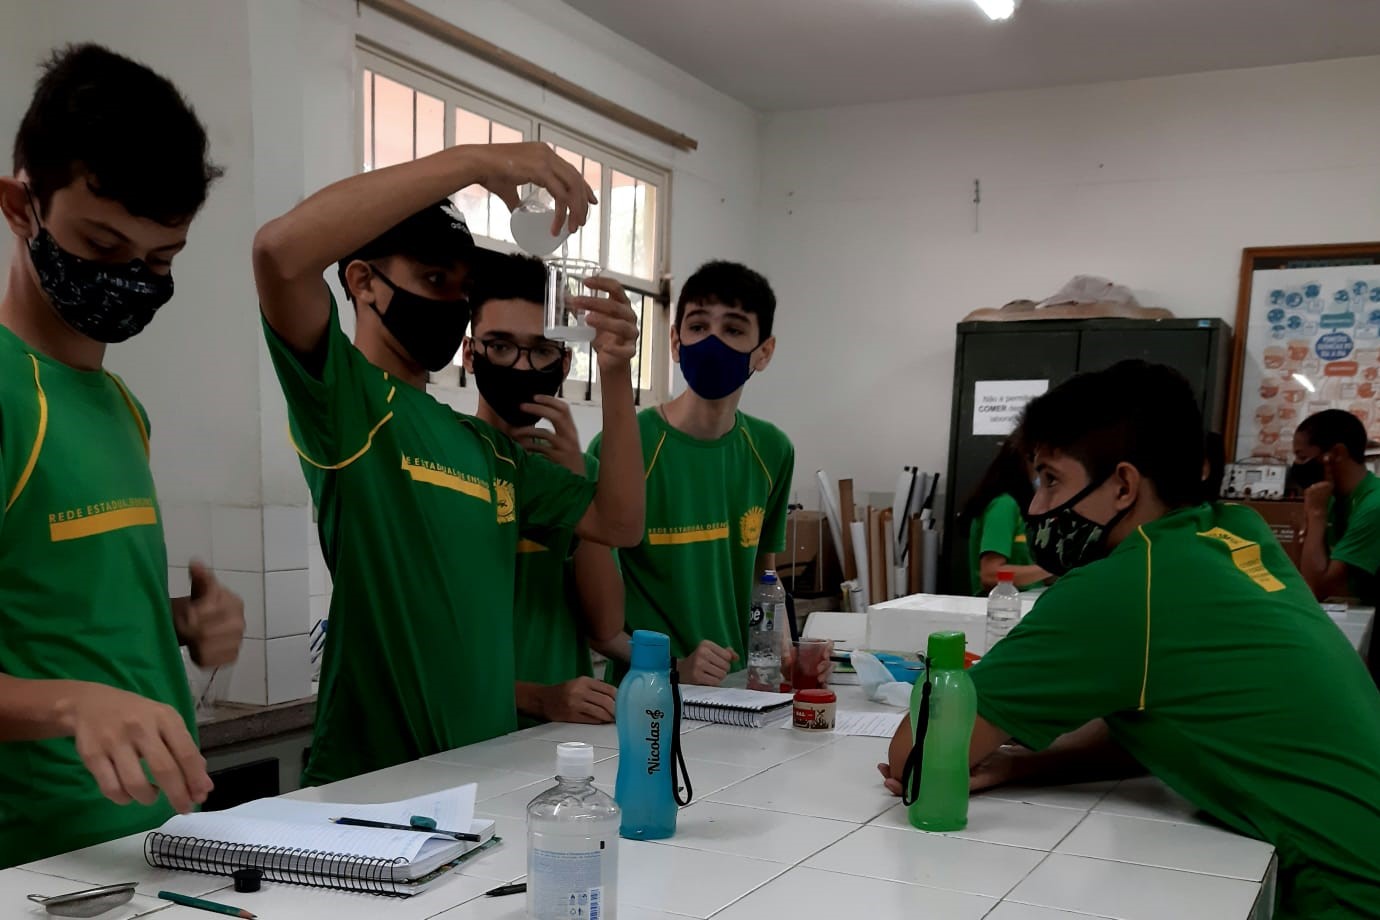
[252,143,595,353]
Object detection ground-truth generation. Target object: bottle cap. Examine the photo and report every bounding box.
[630,629,670,671]
[232,868,262,893]
[556,741,595,779]
[996,569,1015,583]
[761,570,779,585]
[793,689,836,704]
[926,631,967,671]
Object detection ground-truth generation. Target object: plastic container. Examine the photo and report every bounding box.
[747,572,785,691]
[527,742,620,920]
[906,631,977,832]
[986,569,1021,651]
[792,689,837,730]
[614,630,678,840]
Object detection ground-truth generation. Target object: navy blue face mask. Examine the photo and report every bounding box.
[678,334,757,401]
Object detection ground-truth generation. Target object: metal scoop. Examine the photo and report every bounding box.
[26,883,137,918]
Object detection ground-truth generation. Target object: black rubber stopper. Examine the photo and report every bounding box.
[232,868,262,893]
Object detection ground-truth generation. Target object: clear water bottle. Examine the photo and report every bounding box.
[527,742,619,920]
[747,571,785,691]
[985,569,1021,651]
[615,630,679,840]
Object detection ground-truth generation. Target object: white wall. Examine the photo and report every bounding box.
[753,56,1380,510]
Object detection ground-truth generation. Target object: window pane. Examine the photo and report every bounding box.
[485,122,525,243]
[552,145,602,264]
[362,71,374,171]
[633,180,657,280]
[416,91,444,158]
[373,74,414,168]
[455,107,489,147]
[491,122,523,145]
[607,169,638,277]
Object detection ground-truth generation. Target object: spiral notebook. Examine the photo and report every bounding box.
[680,687,795,727]
[144,785,496,896]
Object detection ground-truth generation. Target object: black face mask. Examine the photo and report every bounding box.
[26,188,174,343]
[1288,458,1326,492]
[369,266,470,372]
[470,352,565,428]
[1024,474,1132,577]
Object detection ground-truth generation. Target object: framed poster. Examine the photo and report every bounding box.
[1227,243,1380,463]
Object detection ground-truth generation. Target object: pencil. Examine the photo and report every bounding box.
[157,890,256,919]
[331,816,483,842]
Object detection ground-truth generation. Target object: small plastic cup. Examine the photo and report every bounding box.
[544,258,600,343]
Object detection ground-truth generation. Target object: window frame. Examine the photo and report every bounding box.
[356,45,672,405]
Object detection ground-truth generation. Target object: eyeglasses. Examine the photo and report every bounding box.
[473,338,568,371]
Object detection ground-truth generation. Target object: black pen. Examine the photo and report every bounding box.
[486,883,527,897]
[330,816,482,842]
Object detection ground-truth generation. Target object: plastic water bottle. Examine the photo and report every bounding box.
[527,742,619,920]
[907,631,977,832]
[747,571,785,691]
[985,569,1021,651]
[615,630,678,840]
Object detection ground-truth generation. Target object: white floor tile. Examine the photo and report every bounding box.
[712,867,996,920]
[286,758,546,809]
[708,736,897,822]
[805,824,1045,897]
[679,722,834,767]
[986,903,1117,920]
[650,800,856,864]
[1009,853,1262,920]
[979,779,1118,812]
[20,832,231,899]
[432,892,692,919]
[592,755,765,798]
[1092,776,1210,825]
[3,866,167,918]
[154,874,494,920]
[1056,813,1274,881]
[619,839,788,918]
[476,780,564,820]
[426,736,617,774]
[871,796,1084,850]
[458,824,528,883]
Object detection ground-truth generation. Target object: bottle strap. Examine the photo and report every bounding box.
[900,672,933,807]
[670,666,693,807]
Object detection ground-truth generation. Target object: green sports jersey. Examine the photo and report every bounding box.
[264,299,595,784]
[1326,471,1380,608]
[588,407,793,668]
[967,493,1037,596]
[512,529,593,728]
[0,325,193,868]
[971,503,1380,920]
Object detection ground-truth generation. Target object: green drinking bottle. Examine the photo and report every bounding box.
[903,630,977,832]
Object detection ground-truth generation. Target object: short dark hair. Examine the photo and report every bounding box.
[335,201,477,302]
[1019,360,1205,508]
[675,261,777,342]
[14,44,221,225]
[470,252,546,329]
[1298,409,1367,463]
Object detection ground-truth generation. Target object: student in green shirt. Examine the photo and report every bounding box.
[0,45,245,866]
[1293,409,1380,685]
[590,261,795,686]
[253,142,644,784]
[463,252,623,725]
[962,437,1051,595]
[882,361,1380,920]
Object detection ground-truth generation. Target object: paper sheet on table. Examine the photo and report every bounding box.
[231,784,478,832]
[780,711,906,738]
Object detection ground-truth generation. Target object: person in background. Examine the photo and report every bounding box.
[588,261,794,686]
[881,361,1380,920]
[0,45,245,866]
[1202,430,1226,502]
[962,437,1052,595]
[1294,409,1380,685]
[464,252,623,725]
[253,140,645,785]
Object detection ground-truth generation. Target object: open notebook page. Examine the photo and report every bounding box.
[231,784,477,831]
[678,687,794,710]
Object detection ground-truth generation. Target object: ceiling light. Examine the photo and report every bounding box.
[972,0,1018,21]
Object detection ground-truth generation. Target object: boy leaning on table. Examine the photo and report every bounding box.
[252,141,645,786]
[881,361,1380,920]
[0,45,246,867]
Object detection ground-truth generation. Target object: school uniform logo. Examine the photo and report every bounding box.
[494,480,516,524]
[739,506,765,548]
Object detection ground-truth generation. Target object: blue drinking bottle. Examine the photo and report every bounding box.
[615,630,692,839]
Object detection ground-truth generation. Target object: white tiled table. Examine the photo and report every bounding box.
[7,687,1276,920]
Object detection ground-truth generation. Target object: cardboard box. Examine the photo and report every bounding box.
[779,510,842,597]
[1241,499,1304,567]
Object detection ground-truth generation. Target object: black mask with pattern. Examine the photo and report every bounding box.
[1024,475,1131,576]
